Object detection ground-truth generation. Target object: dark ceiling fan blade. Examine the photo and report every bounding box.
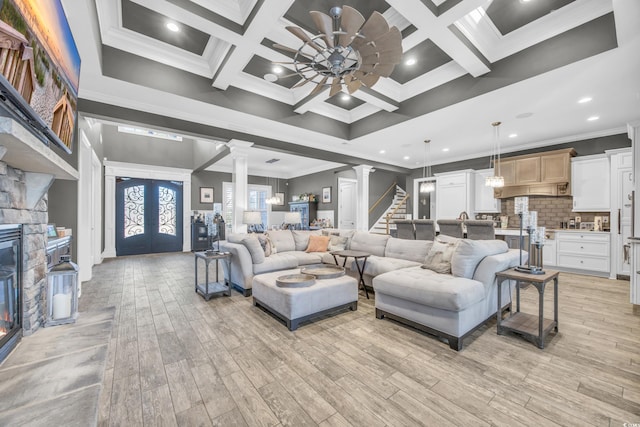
[372,27,402,53]
[272,43,315,61]
[338,6,365,47]
[286,26,324,52]
[292,74,318,88]
[353,12,389,46]
[329,77,342,97]
[310,11,334,48]
[309,75,329,96]
[355,43,377,58]
[372,63,395,77]
[360,73,380,87]
[346,78,362,94]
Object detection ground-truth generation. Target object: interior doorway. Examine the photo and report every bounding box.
[115,178,183,256]
[338,178,357,229]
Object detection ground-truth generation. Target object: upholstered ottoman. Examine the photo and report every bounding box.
[252,268,358,330]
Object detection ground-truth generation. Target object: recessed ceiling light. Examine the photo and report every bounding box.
[587,116,599,121]
[379,150,386,154]
[166,22,180,32]
[405,58,416,66]
[578,97,592,104]
[442,148,449,152]
[263,73,278,82]
[272,66,283,74]
[341,94,350,101]
[509,133,518,138]
[403,156,410,160]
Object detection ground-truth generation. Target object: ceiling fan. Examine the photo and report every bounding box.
[273,6,403,97]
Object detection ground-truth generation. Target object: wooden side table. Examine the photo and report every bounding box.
[194,251,232,300]
[330,250,370,299]
[495,268,559,349]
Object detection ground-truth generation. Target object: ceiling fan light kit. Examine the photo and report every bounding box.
[274,5,403,97]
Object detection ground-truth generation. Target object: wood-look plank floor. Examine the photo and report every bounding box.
[79,252,640,427]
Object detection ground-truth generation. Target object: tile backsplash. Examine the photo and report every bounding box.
[496,196,609,230]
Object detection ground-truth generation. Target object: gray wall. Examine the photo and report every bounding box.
[287,167,406,228]
[101,125,194,168]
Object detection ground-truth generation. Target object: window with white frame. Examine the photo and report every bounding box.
[222,182,272,229]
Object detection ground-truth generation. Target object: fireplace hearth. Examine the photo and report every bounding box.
[0,225,21,365]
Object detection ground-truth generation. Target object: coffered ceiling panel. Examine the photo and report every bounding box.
[67,0,640,176]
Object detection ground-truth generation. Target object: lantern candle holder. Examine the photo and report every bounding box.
[45,255,79,327]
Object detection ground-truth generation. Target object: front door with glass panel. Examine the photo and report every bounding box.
[115,178,183,256]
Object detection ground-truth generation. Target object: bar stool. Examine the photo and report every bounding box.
[437,219,464,238]
[464,220,496,240]
[394,219,415,240]
[413,219,436,240]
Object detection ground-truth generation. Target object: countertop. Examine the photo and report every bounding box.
[494,228,610,236]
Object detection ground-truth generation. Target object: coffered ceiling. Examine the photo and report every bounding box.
[65,0,640,177]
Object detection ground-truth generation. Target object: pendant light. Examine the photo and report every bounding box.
[419,139,435,193]
[266,176,280,204]
[485,121,505,188]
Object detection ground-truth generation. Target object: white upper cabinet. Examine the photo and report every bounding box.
[571,155,610,211]
[435,170,474,219]
[474,169,501,213]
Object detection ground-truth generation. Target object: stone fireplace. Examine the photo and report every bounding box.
[0,116,78,363]
[0,161,50,362]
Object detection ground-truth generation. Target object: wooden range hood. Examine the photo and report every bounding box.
[493,148,576,199]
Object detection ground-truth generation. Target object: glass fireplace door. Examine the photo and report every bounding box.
[0,224,21,363]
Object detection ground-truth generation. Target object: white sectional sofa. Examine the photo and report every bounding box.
[219,229,522,350]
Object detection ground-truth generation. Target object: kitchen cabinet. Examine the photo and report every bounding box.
[435,170,474,219]
[474,169,501,213]
[556,231,610,274]
[542,152,571,184]
[571,155,610,211]
[542,238,556,267]
[494,149,576,198]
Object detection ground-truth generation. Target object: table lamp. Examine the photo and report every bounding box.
[242,211,262,233]
[284,211,301,230]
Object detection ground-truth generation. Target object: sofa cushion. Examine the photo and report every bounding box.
[241,235,265,264]
[292,230,321,251]
[267,230,296,252]
[373,266,486,311]
[286,251,324,266]
[306,235,330,252]
[451,239,508,279]
[360,255,421,277]
[227,233,245,244]
[422,239,458,274]
[384,238,432,263]
[252,253,298,274]
[328,235,348,251]
[350,231,390,257]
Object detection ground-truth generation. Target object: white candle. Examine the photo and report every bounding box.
[52,293,71,319]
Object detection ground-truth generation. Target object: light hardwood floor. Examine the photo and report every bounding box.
[79,252,640,426]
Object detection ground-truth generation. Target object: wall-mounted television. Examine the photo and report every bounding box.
[0,0,80,154]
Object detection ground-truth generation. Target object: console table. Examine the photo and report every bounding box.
[495,268,559,349]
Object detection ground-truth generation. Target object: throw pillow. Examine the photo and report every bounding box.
[328,235,348,251]
[422,239,458,274]
[256,234,273,257]
[306,235,330,252]
[451,239,508,279]
[241,235,265,264]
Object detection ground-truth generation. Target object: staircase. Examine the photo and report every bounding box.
[370,186,409,235]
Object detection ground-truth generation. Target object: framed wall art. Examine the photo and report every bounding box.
[200,187,214,204]
[322,186,331,203]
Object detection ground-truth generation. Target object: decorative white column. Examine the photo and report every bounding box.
[353,165,374,231]
[629,121,640,305]
[228,140,253,233]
